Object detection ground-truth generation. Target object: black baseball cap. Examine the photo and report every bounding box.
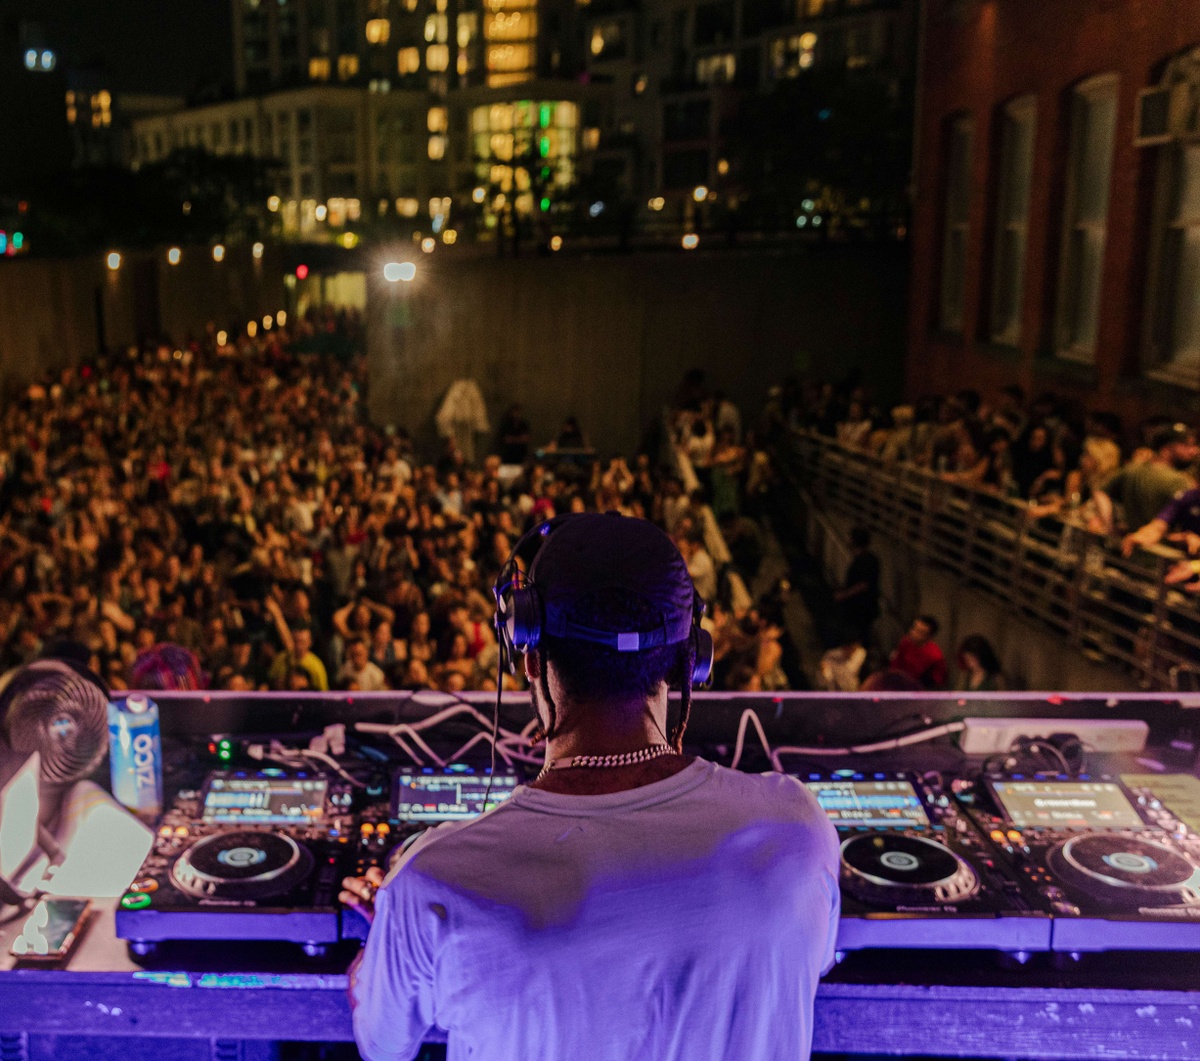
[529,513,695,651]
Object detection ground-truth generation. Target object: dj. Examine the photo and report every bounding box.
[342,513,839,1061]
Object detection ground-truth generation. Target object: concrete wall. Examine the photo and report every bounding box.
[802,498,1138,693]
[0,248,290,395]
[366,246,909,456]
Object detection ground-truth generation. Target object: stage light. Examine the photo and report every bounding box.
[421,237,435,253]
[295,264,309,280]
[384,262,416,282]
[252,242,265,259]
[682,233,699,250]
[106,252,122,271]
[212,245,226,262]
[167,247,181,265]
[693,186,708,202]
[550,236,563,251]
[216,330,228,346]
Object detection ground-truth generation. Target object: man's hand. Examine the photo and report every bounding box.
[340,866,385,926]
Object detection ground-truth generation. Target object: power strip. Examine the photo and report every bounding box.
[959,717,1149,755]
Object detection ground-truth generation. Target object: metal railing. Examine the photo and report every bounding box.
[781,431,1200,691]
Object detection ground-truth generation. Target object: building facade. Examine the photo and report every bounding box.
[908,0,1200,421]
[128,0,913,242]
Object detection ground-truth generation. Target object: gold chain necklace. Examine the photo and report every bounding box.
[535,743,674,783]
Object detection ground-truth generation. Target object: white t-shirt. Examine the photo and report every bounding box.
[352,759,840,1061]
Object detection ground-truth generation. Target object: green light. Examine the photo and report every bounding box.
[539,136,551,157]
[12,232,22,250]
[121,892,152,910]
[539,197,550,212]
[539,103,552,128]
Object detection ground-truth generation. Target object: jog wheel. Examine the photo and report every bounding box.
[172,831,313,900]
[841,833,979,905]
[1048,834,1200,908]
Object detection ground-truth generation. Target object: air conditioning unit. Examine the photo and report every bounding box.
[1134,83,1200,146]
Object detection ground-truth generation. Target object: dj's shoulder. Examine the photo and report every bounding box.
[704,761,825,809]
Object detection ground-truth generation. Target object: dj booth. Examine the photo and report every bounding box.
[2,689,1200,1061]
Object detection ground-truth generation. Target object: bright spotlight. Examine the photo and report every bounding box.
[167,247,181,265]
[384,262,403,282]
[315,204,328,221]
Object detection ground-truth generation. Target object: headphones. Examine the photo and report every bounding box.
[492,515,715,686]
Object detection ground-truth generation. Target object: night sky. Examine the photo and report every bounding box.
[10,0,232,98]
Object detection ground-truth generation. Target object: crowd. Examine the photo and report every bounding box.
[765,376,1200,692]
[0,321,794,696]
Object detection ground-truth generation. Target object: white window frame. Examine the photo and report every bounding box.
[938,113,973,333]
[989,95,1037,346]
[1055,73,1119,363]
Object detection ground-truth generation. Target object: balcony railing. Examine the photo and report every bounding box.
[780,431,1200,691]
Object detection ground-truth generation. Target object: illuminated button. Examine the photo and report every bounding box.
[120,892,153,910]
[376,823,390,836]
[129,878,159,894]
[361,823,375,835]
[159,826,173,837]
[990,830,1006,843]
[174,826,189,837]
[1007,830,1022,843]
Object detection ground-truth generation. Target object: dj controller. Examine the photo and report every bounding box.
[113,755,1200,958]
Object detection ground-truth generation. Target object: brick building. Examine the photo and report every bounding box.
[908,0,1200,425]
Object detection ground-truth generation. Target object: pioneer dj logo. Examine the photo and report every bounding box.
[133,733,157,791]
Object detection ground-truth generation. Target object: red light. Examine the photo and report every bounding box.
[295,264,309,279]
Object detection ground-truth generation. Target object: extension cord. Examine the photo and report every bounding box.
[959,717,1148,755]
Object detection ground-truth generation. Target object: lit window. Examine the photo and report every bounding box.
[426,45,450,71]
[425,15,449,42]
[457,51,469,75]
[398,47,420,74]
[990,96,1037,344]
[487,9,536,42]
[1055,74,1118,362]
[486,43,533,77]
[309,56,331,80]
[1147,142,1200,380]
[588,20,623,59]
[428,135,447,160]
[582,127,600,150]
[696,52,736,85]
[428,107,448,133]
[338,54,360,79]
[457,13,478,48]
[366,18,390,44]
[939,114,973,333]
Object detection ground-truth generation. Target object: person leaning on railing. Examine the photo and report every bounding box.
[1122,487,1200,595]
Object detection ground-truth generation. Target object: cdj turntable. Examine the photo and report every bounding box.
[968,775,1200,952]
[115,768,359,956]
[804,771,1050,952]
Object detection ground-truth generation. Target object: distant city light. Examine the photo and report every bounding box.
[247,320,258,338]
[267,196,281,212]
[802,199,815,211]
[212,245,226,262]
[550,236,563,251]
[341,231,358,248]
[167,247,182,265]
[315,204,328,221]
[443,229,457,245]
[472,186,487,204]
[648,197,665,212]
[384,262,416,282]
[682,233,699,250]
[24,50,37,70]
[421,237,436,253]
[693,186,709,203]
[106,251,122,271]
[796,216,808,228]
[11,232,22,250]
[717,159,729,176]
[634,75,648,94]
[41,51,55,70]
[813,215,823,226]
[295,264,309,279]
[800,31,817,49]
[252,242,265,259]
[262,315,273,330]
[589,201,605,217]
[277,311,287,326]
[182,201,192,215]
[216,330,228,346]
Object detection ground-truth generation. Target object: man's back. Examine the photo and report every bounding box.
[353,760,840,1061]
[1105,463,1192,531]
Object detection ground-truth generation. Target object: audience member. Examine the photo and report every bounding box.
[888,615,947,690]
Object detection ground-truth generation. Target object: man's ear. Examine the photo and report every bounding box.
[523,651,541,684]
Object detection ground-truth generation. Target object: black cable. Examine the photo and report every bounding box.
[481,645,503,812]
